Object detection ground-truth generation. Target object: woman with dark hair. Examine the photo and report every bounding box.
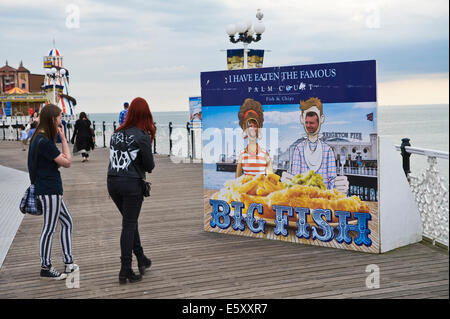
[30,111,39,124]
[28,104,78,280]
[26,111,39,132]
[71,112,95,162]
[107,97,156,284]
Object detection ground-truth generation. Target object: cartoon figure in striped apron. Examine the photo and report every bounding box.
[236,98,273,177]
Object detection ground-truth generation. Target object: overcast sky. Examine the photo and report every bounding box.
[0,0,448,113]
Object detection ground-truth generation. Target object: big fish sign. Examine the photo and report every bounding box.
[201,60,380,253]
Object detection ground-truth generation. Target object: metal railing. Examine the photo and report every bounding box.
[1,119,202,160]
[397,138,449,249]
[343,166,378,176]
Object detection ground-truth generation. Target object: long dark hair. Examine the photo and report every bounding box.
[31,104,61,143]
[79,112,88,120]
[115,97,156,142]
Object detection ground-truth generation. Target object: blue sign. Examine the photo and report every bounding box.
[5,102,11,116]
[189,96,202,128]
[201,60,377,106]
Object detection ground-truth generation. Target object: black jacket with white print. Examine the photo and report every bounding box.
[107,126,155,179]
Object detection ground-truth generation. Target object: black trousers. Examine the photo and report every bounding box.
[107,176,144,269]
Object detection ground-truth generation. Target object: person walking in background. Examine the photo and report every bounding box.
[107,97,155,284]
[28,104,78,280]
[27,121,37,141]
[71,112,95,162]
[118,102,129,125]
[20,125,27,151]
[30,111,39,124]
[26,111,39,132]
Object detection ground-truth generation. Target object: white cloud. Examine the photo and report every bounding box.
[352,102,378,109]
[326,121,351,125]
[264,111,301,125]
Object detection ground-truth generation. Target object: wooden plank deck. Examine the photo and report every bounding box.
[0,140,448,299]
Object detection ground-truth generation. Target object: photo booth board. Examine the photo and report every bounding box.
[189,96,202,128]
[200,60,421,253]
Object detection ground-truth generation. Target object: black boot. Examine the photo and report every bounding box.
[119,268,142,284]
[137,255,152,275]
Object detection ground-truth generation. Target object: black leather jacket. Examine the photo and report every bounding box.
[107,127,155,179]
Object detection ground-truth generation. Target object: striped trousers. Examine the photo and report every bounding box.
[36,195,74,269]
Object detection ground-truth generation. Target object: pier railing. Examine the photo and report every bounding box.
[0,119,202,159]
[397,138,449,249]
[343,166,378,176]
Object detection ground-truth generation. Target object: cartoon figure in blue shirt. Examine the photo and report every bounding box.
[283,97,349,194]
[119,102,129,125]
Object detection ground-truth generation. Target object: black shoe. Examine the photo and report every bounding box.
[119,268,142,284]
[40,266,67,280]
[137,255,152,275]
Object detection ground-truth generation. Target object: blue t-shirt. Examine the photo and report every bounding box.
[27,134,63,195]
[27,128,36,140]
[119,109,128,125]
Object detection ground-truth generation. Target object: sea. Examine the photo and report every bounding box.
[88,104,449,189]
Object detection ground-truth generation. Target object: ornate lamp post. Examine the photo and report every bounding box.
[44,67,58,104]
[226,9,265,69]
[44,65,70,107]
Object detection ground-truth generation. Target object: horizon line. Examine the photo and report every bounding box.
[85,102,449,114]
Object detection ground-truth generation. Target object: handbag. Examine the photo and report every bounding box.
[142,180,151,197]
[126,148,151,198]
[19,138,43,215]
[90,127,96,150]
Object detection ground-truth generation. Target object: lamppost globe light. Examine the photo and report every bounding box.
[51,67,57,74]
[246,20,252,31]
[256,8,264,20]
[236,22,247,34]
[226,9,265,68]
[226,24,236,36]
[60,68,66,76]
[254,21,265,34]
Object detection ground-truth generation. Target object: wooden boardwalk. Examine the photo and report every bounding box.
[0,140,448,299]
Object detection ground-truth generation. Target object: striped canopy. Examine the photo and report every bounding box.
[6,87,29,94]
[48,49,61,57]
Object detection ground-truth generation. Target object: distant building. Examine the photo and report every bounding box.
[0,61,46,116]
[0,61,44,94]
[278,132,378,171]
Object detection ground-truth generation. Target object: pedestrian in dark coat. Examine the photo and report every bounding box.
[71,112,95,162]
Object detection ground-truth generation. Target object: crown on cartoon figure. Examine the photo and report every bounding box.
[238,98,264,129]
[300,97,323,115]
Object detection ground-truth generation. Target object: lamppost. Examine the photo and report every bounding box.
[44,65,68,105]
[45,66,58,104]
[226,8,265,69]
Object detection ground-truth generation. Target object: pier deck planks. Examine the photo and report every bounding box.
[0,141,448,299]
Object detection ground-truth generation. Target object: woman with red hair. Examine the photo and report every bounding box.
[107,97,156,284]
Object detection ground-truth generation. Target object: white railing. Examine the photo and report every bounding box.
[395,144,449,249]
[0,119,202,160]
[0,115,78,125]
[343,166,378,176]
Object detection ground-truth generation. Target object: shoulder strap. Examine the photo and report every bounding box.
[31,137,43,184]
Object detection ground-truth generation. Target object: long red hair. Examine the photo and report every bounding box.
[116,97,156,142]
